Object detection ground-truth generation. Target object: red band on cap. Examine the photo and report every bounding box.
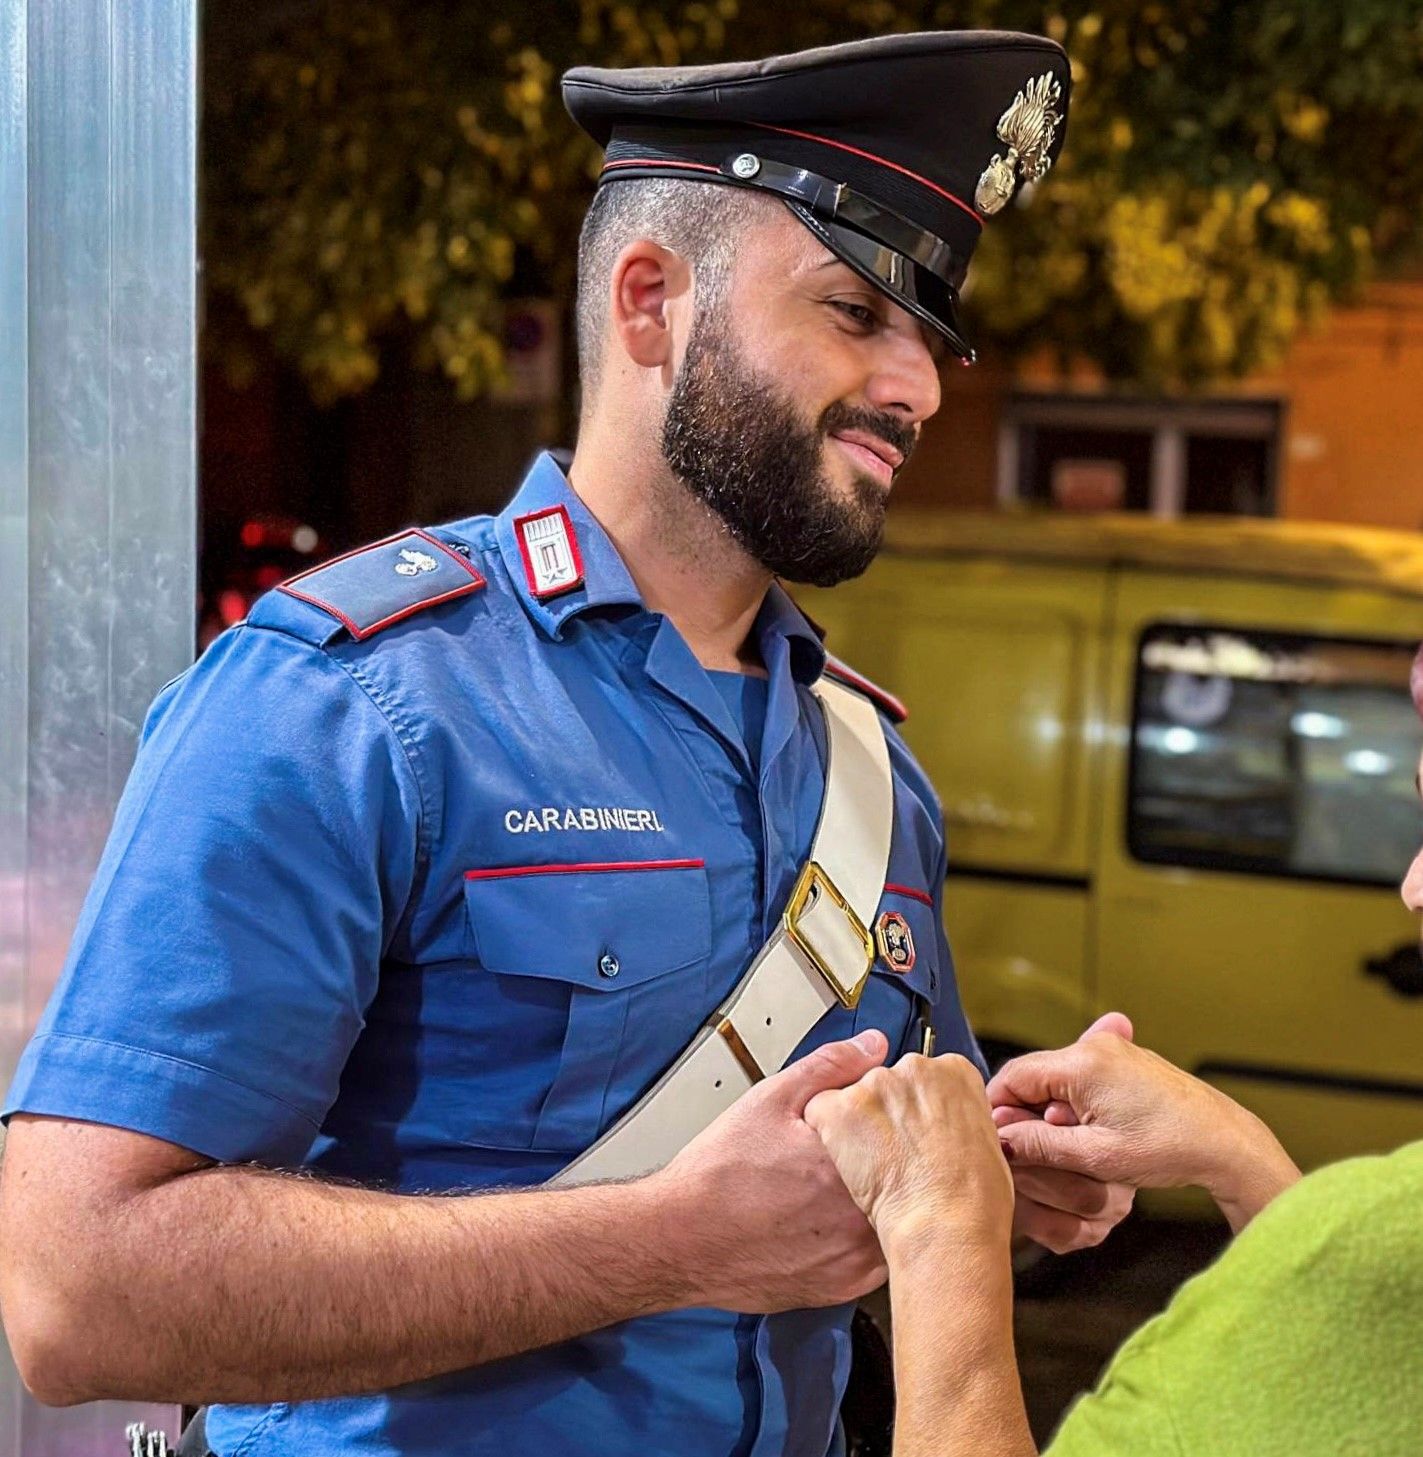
[600,158,724,177]
[747,121,983,227]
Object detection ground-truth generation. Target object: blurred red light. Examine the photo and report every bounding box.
[218,589,248,625]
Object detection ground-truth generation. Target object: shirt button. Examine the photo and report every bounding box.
[598,952,621,979]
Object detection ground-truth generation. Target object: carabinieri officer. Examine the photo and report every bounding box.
[0,30,1132,1457]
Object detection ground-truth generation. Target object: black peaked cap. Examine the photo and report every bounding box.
[563,31,1071,361]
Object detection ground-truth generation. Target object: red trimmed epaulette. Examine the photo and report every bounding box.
[278,528,485,642]
[823,655,908,723]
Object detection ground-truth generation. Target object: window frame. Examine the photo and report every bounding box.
[1125,619,1422,890]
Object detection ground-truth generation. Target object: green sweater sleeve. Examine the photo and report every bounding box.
[1045,1140,1423,1457]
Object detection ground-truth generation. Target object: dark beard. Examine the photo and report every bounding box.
[659,308,916,587]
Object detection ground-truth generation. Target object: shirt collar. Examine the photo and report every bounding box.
[497,451,829,685]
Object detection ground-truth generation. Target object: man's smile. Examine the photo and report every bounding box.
[829,429,902,486]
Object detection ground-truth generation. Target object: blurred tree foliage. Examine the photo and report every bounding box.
[203,0,1423,399]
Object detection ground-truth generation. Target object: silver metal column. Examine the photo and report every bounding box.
[0,0,197,1450]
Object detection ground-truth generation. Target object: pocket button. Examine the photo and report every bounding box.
[598,951,621,980]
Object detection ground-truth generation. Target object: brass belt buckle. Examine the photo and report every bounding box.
[783,861,875,1008]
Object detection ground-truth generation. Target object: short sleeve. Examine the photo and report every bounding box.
[3,623,422,1165]
[1043,1324,1180,1457]
[1046,1147,1423,1457]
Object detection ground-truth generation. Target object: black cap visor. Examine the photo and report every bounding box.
[598,151,976,362]
[787,204,975,363]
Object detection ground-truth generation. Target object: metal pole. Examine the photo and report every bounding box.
[0,0,196,1449]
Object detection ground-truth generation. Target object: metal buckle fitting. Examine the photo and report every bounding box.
[783,861,875,1008]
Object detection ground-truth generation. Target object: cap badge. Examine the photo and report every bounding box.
[875,910,917,973]
[394,547,438,576]
[515,504,586,600]
[975,71,1063,217]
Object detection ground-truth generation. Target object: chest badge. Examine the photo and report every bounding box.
[875,910,917,973]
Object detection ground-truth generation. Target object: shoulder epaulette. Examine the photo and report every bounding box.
[823,654,909,723]
[275,528,485,642]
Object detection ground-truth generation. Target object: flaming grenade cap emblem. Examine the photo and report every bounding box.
[975,72,1063,217]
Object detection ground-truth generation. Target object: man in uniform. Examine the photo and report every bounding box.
[0,30,1130,1457]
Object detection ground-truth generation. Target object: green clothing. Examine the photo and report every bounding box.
[1046,1141,1423,1457]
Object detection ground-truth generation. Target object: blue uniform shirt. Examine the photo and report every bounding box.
[5,451,982,1457]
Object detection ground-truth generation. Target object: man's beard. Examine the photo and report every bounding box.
[659,307,917,587]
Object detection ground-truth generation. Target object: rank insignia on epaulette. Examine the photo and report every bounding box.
[279,527,485,641]
[515,504,585,600]
[875,910,916,973]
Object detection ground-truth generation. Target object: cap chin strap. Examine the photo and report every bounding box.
[597,152,976,361]
[550,677,895,1187]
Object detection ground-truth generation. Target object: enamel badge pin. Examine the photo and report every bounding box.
[875,910,916,973]
[975,71,1063,217]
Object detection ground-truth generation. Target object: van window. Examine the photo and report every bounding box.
[1129,626,1423,885]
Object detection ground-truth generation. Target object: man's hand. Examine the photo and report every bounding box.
[652,1030,893,1311]
[803,1052,1015,1254]
[987,1019,1300,1232]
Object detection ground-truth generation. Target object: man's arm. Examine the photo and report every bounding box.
[0,1033,891,1407]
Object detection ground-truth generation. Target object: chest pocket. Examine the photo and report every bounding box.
[464,861,713,1153]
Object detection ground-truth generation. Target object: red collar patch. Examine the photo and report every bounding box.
[515,505,586,601]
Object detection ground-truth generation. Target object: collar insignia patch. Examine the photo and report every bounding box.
[975,71,1063,217]
[875,910,917,973]
[516,504,586,600]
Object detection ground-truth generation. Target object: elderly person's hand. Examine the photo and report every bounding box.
[804,1053,1015,1253]
[989,1021,1300,1232]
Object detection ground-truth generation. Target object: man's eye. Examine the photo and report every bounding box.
[831,300,878,330]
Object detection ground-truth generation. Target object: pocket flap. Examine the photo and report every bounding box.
[464,859,712,991]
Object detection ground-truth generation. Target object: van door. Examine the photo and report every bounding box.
[1095,573,1423,1171]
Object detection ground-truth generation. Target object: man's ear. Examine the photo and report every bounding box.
[608,239,691,371]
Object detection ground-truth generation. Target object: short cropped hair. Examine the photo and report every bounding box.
[574,178,777,392]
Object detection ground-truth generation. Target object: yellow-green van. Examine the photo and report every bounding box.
[799,514,1423,1175]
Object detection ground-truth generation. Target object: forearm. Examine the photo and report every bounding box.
[23,1162,696,1406]
[886,1225,1037,1457]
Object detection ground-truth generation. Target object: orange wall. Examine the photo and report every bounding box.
[1256,281,1423,530]
[897,280,1423,530]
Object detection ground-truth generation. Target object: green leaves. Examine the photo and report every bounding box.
[203,0,1423,398]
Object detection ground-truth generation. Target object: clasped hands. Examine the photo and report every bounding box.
[804,1015,1298,1259]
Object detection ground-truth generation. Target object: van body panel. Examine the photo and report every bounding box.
[798,557,1109,877]
[799,516,1423,1174]
[943,876,1091,1053]
[1094,571,1423,1169]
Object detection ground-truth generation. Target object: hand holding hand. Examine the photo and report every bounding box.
[804,1053,1015,1253]
[988,1020,1300,1230]
[995,1013,1138,1254]
[655,1030,892,1311]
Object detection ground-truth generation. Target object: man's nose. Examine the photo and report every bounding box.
[864,333,942,427]
[1400,848,1423,912]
